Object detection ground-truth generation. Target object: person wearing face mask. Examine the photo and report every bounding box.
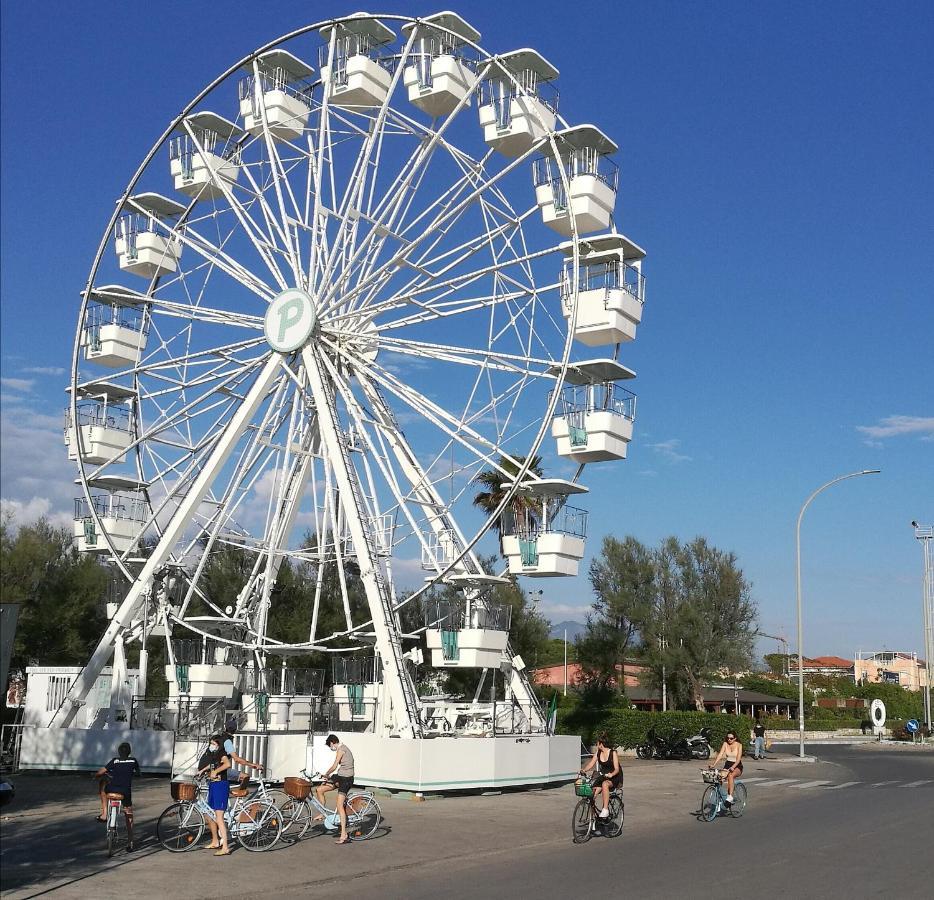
[198,734,232,855]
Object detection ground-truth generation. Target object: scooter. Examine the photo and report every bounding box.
[663,727,694,760]
[687,727,712,759]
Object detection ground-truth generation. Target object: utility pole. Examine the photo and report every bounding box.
[563,628,568,697]
[912,523,933,731]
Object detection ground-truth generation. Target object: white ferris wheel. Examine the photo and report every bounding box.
[55,11,647,739]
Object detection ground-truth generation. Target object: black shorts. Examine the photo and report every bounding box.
[593,773,621,791]
[723,762,743,776]
[331,775,354,796]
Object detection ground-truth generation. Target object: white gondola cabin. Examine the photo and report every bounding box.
[169,112,242,200]
[82,286,148,369]
[401,12,480,117]
[239,49,314,141]
[65,381,136,466]
[331,657,382,723]
[549,360,637,463]
[425,598,511,668]
[534,126,619,236]
[560,233,646,346]
[115,193,186,279]
[74,475,147,554]
[501,480,588,577]
[479,49,558,158]
[319,15,396,109]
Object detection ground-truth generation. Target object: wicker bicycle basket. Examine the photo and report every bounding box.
[701,770,721,785]
[284,776,312,800]
[171,781,197,801]
[574,779,593,798]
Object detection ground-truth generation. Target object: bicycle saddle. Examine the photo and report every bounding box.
[105,792,124,800]
[230,788,250,798]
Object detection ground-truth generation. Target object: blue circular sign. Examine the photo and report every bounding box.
[906,719,920,733]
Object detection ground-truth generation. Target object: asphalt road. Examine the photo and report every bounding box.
[1,744,931,900]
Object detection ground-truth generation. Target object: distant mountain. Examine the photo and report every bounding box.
[549,620,586,642]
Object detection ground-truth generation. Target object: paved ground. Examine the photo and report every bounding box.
[1,744,931,899]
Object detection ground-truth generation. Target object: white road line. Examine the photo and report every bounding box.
[757,779,800,787]
[739,777,770,784]
[792,780,834,789]
[870,781,900,787]
[901,780,933,787]
[825,781,861,789]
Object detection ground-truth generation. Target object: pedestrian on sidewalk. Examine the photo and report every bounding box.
[753,718,766,759]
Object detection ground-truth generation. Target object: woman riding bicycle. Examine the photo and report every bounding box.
[580,732,621,819]
[711,730,743,804]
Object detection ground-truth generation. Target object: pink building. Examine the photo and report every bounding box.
[854,651,928,691]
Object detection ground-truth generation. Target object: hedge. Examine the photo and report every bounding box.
[763,717,862,731]
[559,706,751,750]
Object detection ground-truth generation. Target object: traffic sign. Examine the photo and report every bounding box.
[906,719,920,733]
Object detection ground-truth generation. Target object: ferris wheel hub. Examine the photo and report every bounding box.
[264,288,317,353]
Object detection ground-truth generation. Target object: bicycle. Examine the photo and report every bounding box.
[277,769,382,841]
[700,767,747,821]
[156,776,283,852]
[103,790,127,857]
[571,774,624,843]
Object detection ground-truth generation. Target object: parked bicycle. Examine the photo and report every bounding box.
[156,776,283,852]
[571,774,624,843]
[278,769,382,842]
[699,767,747,821]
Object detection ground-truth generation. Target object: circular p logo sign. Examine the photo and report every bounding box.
[264,289,316,353]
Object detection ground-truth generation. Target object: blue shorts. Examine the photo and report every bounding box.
[207,779,230,811]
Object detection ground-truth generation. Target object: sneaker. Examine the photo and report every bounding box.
[126,843,136,853]
[726,794,733,803]
[599,808,610,818]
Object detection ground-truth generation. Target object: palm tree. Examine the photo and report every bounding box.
[472,454,544,548]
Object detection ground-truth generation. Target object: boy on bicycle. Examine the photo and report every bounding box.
[94,742,140,851]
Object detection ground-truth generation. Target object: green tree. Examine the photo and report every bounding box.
[576,535,655,695]
[471,454,543,546]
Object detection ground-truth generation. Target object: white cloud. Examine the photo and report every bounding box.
[0,496,73,530]
[856,415,934,442]
[21,366,66,377]
[538,600,590,622]
[647,438,692,463]
[0,377,35,393]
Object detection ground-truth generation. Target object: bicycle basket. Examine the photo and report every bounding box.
[284,776,312,800]
[574,780,593,798]
[171,781,197,801]
[701,770,720,784]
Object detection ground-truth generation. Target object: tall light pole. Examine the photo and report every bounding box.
[796,469,880,758]
[912,522,933,731]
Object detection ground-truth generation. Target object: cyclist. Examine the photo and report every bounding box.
[222,718,264,788]
[711,730,744,804]
[94,742,140,851]
[313,734,354,844]
[198,733,232,856]
[579,732,621,820]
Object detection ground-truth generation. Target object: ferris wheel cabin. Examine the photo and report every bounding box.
[169,112,242,200]
[501,479,588,577]
[64,381,136,466]
[319,15,396,109]
[479,49,558,157]
[239,49,315,141]
[549,359,636,463]
[82,286,148,369]
[73,475,147,554]
[561,232,646,346]
[424,596,511,668]
[534,126,619,236]
[401,12,480,117]
[115,193,186,279]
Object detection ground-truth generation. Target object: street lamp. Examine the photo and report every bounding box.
[912,522,933,732]
[795,469,880,758]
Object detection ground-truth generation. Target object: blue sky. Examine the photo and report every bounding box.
[2,1,932,662]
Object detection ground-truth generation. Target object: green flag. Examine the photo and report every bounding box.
[546,692,559,735]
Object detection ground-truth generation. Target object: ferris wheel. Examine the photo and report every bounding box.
[55,12,647,735]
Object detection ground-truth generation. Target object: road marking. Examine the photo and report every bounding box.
[792,780,834,789]
[825,781,861,789]
[870,781,900,787]
[901,780,933,787]
[757,779,800,787]
[739,777,770,784]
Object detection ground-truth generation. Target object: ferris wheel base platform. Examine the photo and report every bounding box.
[171,731,582,793]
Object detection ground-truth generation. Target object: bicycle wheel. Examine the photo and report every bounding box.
[701,786,719,822]
[237,800,283,851]
[157,802,205,852]
[347,794,381,840]
[606,795,625,838]
[281,797,312,840]
[263,788,292,809]
[107,826,116,858]
[730,782,747,818]
[571,799,593,844]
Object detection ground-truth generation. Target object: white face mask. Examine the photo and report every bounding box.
[209,744,218,752]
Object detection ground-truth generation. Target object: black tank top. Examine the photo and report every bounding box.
[598,749,615,774]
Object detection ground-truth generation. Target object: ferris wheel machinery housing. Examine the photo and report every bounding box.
[46,11,647,792]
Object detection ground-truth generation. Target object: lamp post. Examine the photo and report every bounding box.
[912,522,933,732]
[796,469,880,758]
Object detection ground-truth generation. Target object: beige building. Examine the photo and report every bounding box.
[854,651,928,691]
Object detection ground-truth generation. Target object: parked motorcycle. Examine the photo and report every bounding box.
[636,725,664,759]
[636,725,694,760]
[687,727,712,759]
[663,727,694,760]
